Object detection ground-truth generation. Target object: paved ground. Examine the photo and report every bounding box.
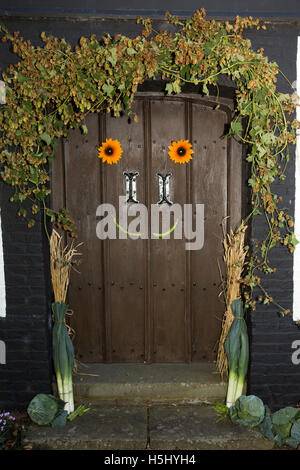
[24,402,275,450]
[25,363,273,450]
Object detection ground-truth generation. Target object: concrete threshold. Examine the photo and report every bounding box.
[25,403,275,450]
[73,362,227,403]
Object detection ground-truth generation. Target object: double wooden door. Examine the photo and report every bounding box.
[51,93,241,363]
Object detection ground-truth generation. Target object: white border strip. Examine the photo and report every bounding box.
[293,36,300,321]
[0,209,6,317]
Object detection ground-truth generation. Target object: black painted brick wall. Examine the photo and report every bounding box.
[0,181,52,410]
[244,24,300,410]
[0,4,300,411]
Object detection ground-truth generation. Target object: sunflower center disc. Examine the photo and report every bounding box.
[105,147,114,156]
[177,147,186,156]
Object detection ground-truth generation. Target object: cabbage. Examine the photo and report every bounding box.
[272,406,300,446]
[229,395,300,449]
[285,419,300,448]
[27,393,65,426]
[229,395,265,427]
[272,406,300,426]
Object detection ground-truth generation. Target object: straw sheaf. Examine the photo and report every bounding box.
[216,221,247,380]
[50,229,82,303]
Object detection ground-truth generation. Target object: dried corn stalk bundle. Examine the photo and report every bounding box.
[216,221,247,380]
[50,229,82,303]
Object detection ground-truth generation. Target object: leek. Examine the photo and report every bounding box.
[68,404,90,422]
[52,301,74,414]
[225,299,249,408]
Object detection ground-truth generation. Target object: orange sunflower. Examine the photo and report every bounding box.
[168,140,194,164]
[98,138,123,164]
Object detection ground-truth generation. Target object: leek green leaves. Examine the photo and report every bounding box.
[52,301,74,414]
[225,299,249,408]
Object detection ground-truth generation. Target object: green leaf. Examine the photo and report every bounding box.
[272,407,300,426]
[258,406,275,441]
[51,410,68,428]
[127,47,137,56]
[17,73,26,83]
[172,81,181,94]
[102,83,114,98]
[202,83,209,95]
[29,166,38,185]
[285,437,300,449]
[248,178,256,188]
[291,419,300,440]
[23,100,33,112]
[54,119,64,131]
[273,422,292,441]
[213,402,229,423]
[289,232,299,246]
[81,124,88,135]
[40,132,52,146]
[203,41,215,55]
[165,83,174,95]
[230,121,243,135]
[234,54,245,62]
[118,81,126,91]
[68,404,90,421]
[277,93,291,103]
[257,144,267,157]
[108,48,118,66]
[262,133,276,145]
[274,433,284,447]
[181,65,190,80]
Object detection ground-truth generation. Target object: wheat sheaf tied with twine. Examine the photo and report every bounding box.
[216,221,247,380]
[50,229,82,335]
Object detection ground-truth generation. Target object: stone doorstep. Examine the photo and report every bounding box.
[24,403,275,451]
[72,362,228,403]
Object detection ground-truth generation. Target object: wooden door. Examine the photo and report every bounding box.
[51,93,241,363]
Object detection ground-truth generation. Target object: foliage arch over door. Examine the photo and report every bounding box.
[0,9,298,312]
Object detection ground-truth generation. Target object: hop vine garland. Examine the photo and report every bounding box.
[0,9,299,314]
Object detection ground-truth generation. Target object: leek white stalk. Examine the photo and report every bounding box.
[226,370,239,408]
[233,321,249,403]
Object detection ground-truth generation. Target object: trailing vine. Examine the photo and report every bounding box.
[0,9,299,314]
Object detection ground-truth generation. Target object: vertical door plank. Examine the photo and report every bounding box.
[191,103,228,361]
[228,137,242,231]
[150,98,187,362]
[104,100,146,362]
[51,138,65,213]
[63,112,105,362]
[143,98,152,363]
